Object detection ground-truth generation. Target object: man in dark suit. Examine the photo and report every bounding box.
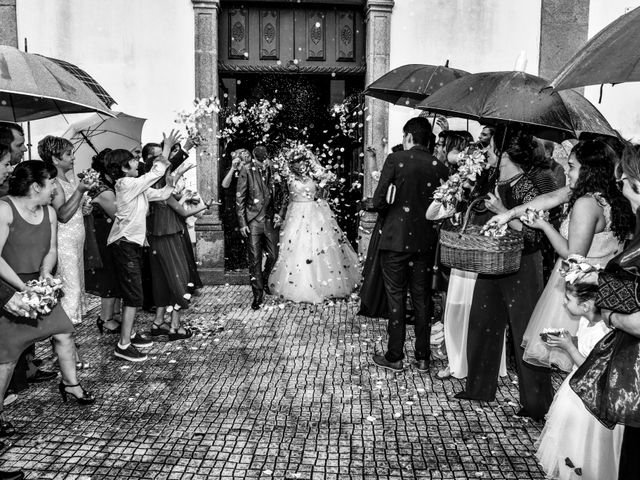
[371,117,449,372]
[236,146,284,310]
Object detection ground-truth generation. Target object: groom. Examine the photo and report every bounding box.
[236,146,284,310]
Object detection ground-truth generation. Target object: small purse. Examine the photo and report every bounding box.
[386,184,396,204]
[596,272,640,314]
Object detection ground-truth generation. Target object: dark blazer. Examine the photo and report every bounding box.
[372,145,449,253]
[236,161,290,229]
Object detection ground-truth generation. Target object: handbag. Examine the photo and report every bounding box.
[596,271,640,314]
[386,184,396,204]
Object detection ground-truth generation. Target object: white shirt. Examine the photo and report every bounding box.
[107,161,173,247]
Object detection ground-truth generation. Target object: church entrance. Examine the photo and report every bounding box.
[217,2,366,273]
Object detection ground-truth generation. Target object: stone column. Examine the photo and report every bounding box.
[0,0,18,47]
[360,0,394,255]
[538,0,590,81]
[192,0,224,284]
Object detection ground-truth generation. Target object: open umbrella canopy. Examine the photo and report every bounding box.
[364,63,469,108]
[551,6,640,90]
[416,71,616,142]
[0,45,113,122]
[41,55,116,108]
[62,112,146,172]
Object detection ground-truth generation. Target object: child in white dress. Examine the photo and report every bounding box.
[536,261,624,480]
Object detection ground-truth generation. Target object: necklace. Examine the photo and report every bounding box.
[496,172,524,186]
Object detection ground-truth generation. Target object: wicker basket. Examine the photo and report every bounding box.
[439,199,524,275]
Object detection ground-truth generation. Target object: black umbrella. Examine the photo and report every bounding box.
[416,71,616,142]
[364,63,469,108]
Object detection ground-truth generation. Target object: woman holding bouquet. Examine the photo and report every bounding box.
[426,137,509,380]
[492,140,632,373]
[0,161,95,428]
[269,146,361,304]
[454,128,554,420]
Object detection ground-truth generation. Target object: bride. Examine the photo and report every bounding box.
[269,146,361,303]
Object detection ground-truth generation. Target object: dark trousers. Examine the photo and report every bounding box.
[247,219,278,299]
[380,250,433,362]
[465,252,553,418]
[619,426,640,479]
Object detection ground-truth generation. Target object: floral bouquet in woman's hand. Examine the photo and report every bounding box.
[77,168,100,184]
[519,208,549,223]
[432,148,488,208]
[559,255,602,285]
[21,278,64,316]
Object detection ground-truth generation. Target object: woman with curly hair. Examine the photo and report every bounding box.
[491,140,634,374]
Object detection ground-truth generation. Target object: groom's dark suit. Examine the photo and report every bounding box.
[236,161,283,305]
[373,145,449,363]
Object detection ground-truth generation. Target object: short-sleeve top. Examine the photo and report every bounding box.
[1,198,51,276]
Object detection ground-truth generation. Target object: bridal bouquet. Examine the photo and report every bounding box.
[77,168,100,184]
[432,148,488,208]
[21,278,64,316]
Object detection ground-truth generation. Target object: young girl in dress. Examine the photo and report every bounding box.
[536,259,624,480]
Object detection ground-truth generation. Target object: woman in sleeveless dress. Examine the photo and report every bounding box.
[85,149,122,334]
[38,136,96,325]
[0,161,95,423]
[269,152,361,304]
[513,141,633,372]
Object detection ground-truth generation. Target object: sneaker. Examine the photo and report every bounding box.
[114,344,148,362]
[130,333,153,348]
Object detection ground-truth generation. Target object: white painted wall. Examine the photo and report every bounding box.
[15,0,196,172]
[387,0,542,149]
[584,0,640,142]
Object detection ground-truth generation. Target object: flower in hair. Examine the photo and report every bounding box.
[559,255,602,285]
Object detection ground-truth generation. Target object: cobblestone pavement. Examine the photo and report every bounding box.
[1,286,556,479]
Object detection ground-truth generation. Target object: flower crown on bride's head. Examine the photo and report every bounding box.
[559,255,602,285]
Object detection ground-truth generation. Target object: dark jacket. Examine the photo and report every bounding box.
[372,145,449,253]
[236,161,287,229]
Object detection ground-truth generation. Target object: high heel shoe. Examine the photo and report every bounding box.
[96,317,120,335]
[96,316,104,335]
[58,382,96,405]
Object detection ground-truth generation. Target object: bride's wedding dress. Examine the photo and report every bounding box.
[269,177,361,303]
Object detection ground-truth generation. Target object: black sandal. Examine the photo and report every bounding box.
[168,328,193,341]
[150,322,172,337]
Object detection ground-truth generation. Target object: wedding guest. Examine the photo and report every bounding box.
[477,125,495,148]
[443,131,471,171]
[39,136,95,326]
[371,117,448,372]
[569,144,640,480]
[0,123,27,166]
[221,149,251,271]
[85,149,122,334]
[0,161,96,423]
[147,164,206,341]
[426,141,508,381]
[359,144,403,318]
[540,139,566,188]
[107,131,182,362]
[455,128,553,421]
[536,262,623,480]
[513,141,631,373]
